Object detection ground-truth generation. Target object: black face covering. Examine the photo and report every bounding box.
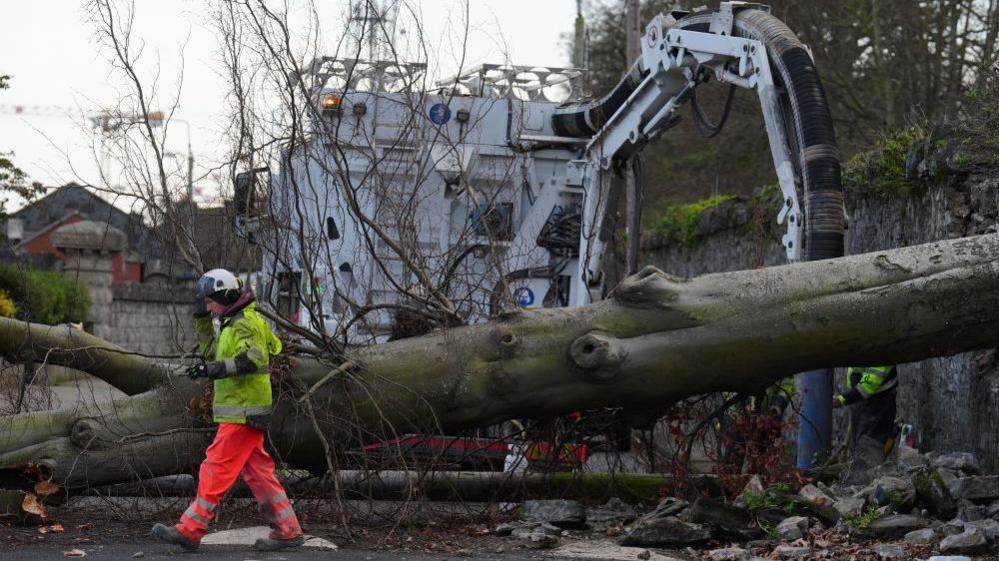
[196,274,222,300]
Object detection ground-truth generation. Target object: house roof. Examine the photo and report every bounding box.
[8,184,260,275]
[10,183,164,260]
[13,211,84,252]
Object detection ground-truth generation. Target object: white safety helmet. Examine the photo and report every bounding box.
[196,268,243,302]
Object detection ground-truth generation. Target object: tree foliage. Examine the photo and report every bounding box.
[0,263,90,325]
[961,65,999,166]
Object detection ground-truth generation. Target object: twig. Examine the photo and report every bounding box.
[299,361,356,403]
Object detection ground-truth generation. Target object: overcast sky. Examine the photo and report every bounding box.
[1,1,579,202]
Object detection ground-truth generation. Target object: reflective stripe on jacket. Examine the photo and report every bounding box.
[195,301,282,424]
[838,365,897,406]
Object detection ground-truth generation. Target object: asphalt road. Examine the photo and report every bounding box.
[0,542,548,561]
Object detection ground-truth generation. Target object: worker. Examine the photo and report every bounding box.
[151,269,304,552]
[834,365,898,456]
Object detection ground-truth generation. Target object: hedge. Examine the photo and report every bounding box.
[0,263,90,324]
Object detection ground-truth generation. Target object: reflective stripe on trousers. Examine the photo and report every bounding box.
[264,490,300,531]
[178,497,218,538]
[175,423,301,542]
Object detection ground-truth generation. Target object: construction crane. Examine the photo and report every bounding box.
[0,104,166,133]
[1,105,194,199]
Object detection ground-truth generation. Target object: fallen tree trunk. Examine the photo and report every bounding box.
[2,234,999,488]
[92,470,689,503]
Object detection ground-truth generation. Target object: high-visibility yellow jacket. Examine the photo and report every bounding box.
[194,301,282,424]
[836,365,897,406]
[762,377,794,413]
[721,377,794,416]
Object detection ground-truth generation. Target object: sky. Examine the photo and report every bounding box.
[0,1,579,205]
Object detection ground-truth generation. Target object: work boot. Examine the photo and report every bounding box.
[253,534,305,551]
[150,523,199,551]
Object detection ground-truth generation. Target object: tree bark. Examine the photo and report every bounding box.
[3,233,999,488]
[93,470,684,503]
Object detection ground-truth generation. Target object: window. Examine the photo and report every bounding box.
[275,271,303,321]
[470,202,514,241]
[326,216,340,240]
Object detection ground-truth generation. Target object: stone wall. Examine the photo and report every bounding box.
[109,283,198,357]
[641,168,999,469]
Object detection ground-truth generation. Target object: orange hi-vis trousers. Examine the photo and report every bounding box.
[176,423,303,542]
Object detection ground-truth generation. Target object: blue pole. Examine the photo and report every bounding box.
[796,368,833,468]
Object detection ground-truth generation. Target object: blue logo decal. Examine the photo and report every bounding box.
[513,287,535,307]
[428,103,451,125]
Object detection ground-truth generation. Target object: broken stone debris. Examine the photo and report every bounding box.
[522,499,587,529]
[833,496,866,518]
[934,452,981,475]
[913,468,958,519]
[869,476,916,512]
[774,516,809,541]
[873,543,906,559]
[967,517,999,541]
[586,497,639,531]
[856,514,930,538]
[938,526,988,555]
[525,529,560,549]
[797,484,832,506]
[903,527,936,544]
[733,475,764,507]
[616,516,710,546]
[493,449,999,557]
[773,544,811,559]
[949,475,999,501]
[688,498,763,540]
[707,547,750,561]
[511,522,562,540]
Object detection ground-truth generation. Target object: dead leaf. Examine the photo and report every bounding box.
[63,549,86,557]
[34,480,60,497]
[39,523,65,534]
[21,493,47,519]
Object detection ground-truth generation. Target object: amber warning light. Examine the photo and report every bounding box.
[321,95,341,111]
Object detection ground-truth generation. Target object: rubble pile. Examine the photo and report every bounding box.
[494,451,999,560]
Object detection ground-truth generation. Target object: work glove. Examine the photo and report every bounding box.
[187,362,225,380]
[193,297,210,319]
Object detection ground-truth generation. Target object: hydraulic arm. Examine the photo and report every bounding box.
[553,2,843,307]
